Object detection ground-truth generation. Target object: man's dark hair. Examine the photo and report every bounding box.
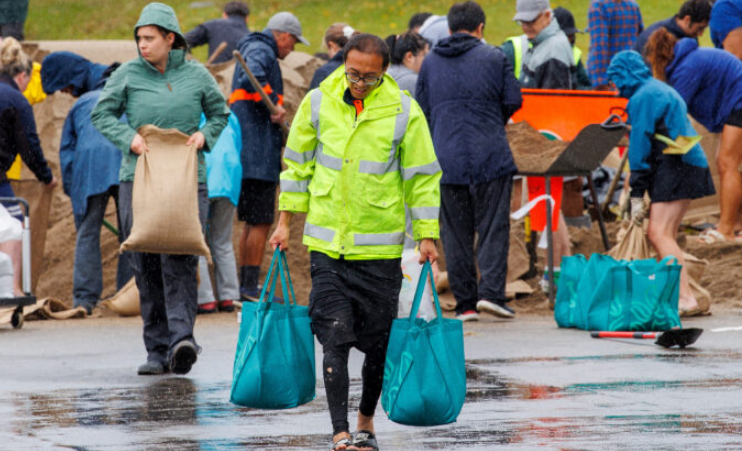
[152,25,187,50]
[678,0,713,23]
[409,12,433,30]
[448,1,486,34]
[343,33,390,68]
[224,1,250,18]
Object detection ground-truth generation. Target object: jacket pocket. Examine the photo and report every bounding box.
[364,180,401,209]
[308,180,333,198]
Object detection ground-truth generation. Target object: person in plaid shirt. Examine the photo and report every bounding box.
[586,0,643,89]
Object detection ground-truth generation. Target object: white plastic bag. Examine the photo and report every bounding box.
[0,204,22,244]
[398,248,435,320]
[0,251,14,298]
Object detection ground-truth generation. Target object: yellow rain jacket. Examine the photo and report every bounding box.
[279,67,441,260]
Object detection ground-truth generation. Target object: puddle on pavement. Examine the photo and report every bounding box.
[5,351,742,450]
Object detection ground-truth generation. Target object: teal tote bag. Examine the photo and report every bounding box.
[555,254,618,329]
[587,256,682,332]
[230,249,316,409]
[382,261,466,426]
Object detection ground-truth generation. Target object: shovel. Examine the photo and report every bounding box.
[590,328,703,348]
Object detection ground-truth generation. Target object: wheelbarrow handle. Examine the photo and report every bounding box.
[591,331,658,339]
[600,114,628,130]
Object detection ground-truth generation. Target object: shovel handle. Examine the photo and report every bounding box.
[591,331,658,339]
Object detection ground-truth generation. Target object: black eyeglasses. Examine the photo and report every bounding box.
[345,72,381,86]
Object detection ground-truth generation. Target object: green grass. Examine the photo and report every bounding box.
[26,0,712,63]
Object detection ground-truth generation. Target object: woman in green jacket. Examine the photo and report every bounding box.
[92,2,229,376]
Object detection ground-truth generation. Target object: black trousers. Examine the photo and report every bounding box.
[119,181,209,365]
[308,252,402,436]
[440,176,513,314]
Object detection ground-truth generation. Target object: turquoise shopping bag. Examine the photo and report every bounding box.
[230,249,315,409]
[555,254,618,329]
[587,256,681,331]
[382,261,466,426]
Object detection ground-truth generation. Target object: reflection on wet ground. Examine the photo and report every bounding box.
[4,349,742,450]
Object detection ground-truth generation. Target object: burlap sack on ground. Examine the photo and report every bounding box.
[0,297,86,324]
[9,181,53,292]
[120,125,211,259]
[98,277,140,317]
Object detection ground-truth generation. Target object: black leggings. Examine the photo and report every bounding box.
[323,337,389,435]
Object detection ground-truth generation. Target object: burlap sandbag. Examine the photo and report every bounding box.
[98,277,140,317]
[0,297,86,324]
[120,125,210,259]
[608,221,651,260]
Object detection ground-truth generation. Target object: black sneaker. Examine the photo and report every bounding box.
[137,361,167,376]
[477,299,516,319]
[169,341,198,375]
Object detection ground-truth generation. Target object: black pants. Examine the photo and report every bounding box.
[440,176,512,314]
[308,252,402,436]
[119,181,209,365]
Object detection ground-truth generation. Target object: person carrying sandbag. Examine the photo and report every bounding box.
[92,2,229,376]
[606,50,714,317]
[270,33,441,451]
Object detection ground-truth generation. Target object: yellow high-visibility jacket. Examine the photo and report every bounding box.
[278,67,441,260]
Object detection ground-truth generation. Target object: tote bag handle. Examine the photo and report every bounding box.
[258,248,298,308]
[408,261,444,321]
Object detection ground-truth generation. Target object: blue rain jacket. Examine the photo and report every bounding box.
[665,38,742,133]
[607,50,708,197]
[201,112,242,205]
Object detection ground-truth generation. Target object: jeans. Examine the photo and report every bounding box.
[440,176,513,314]
[72,187,133,311]
[119,181,208,364]
[197,197,240,304]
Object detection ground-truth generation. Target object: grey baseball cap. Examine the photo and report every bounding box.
[513,0,551,22]
[267,12,309,45]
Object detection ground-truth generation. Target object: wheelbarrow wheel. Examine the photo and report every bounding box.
[11,307,23,329]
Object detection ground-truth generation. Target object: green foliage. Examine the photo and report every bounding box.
[26,0,711,63]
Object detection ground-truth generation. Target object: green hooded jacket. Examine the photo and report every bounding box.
[0,0,29,24]
[91,2,229,183]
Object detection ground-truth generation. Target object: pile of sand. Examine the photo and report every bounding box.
[507,121,570,174]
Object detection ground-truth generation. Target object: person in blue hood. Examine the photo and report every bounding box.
[607,50,715,316]
[40,51,111,97]
[40,51,132,315]
[645,29,742,244]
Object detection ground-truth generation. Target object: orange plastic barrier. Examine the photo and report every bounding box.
[527,176,563,232]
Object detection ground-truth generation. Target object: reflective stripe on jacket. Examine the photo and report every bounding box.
[278,67,441,260]
[507,35,531,80]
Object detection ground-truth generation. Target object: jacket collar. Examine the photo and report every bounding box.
[531,19,561,46]
[139,48,186,74]
[0,75,19,91]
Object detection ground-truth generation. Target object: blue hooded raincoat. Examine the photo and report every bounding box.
[607,50,709,199]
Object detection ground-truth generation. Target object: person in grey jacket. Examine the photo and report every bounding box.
[385,31,429,98]
[514,0,573,89]
[185,1,249,64]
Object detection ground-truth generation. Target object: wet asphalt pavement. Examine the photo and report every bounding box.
[1,311,741,450]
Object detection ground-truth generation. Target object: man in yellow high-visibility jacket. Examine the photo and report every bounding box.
[269,33,440,451]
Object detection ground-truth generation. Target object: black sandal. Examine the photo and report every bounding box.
[331,436,352,450]
[352,430,379,451]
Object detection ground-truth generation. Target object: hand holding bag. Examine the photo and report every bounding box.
[381,261,466,426]
[230,249,315,409]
